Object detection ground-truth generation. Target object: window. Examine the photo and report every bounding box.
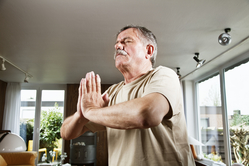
[39,90,64,164]
[20,84,66,165]
[194,58,249,166]
[224,60,249,165]
[197,74,226,163]
[20,90,36,149]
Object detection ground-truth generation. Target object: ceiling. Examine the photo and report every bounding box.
[0,0,249,84]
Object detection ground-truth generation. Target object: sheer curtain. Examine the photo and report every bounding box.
[3,82,21,135]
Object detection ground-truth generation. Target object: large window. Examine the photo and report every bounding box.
[197,74,226,163]
[39,90,64,164]
[224,60,249,165]
[20,85,66,165]
[20,90,36,149]
[195,59,249,166]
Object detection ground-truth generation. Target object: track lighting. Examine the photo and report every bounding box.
[24,74,30,83]
[0,55,33,83]
[1,58,6,71]
[176,67,181,79]
[218,28,232,46]
[193,53,206,68]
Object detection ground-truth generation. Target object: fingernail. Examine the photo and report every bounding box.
[96,74,101,82]
[86,72,91,79]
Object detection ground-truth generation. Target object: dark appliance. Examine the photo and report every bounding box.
[70,131,96,166]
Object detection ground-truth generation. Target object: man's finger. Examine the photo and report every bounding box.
[77,79,82,111]
[81,78,87,95]
[86,72,92,93]
[91,72,96,92]
[96,74,101,93]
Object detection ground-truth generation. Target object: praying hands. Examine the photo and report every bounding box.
[77,71,109,119]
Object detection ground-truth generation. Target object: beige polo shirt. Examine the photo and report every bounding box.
[86,66,195,166]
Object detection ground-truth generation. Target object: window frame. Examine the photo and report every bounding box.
[21,83,66,165]
[192,54,249,166]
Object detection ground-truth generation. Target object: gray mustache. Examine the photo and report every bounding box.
[114,49,128,58]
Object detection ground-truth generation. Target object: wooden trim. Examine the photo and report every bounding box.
[0,80,7,130]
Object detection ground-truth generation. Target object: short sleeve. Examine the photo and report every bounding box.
[143,66,183,117]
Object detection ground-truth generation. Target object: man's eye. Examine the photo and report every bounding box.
[124,40,132,43]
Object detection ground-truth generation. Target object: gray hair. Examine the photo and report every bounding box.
[116,25,158,66]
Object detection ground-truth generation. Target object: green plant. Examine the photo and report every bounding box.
[204,153,222,162]
[39,102,63,149]
[230,114,249,127]
[230,123,249,166]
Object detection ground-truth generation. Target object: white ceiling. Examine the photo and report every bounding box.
[0,0,249,84]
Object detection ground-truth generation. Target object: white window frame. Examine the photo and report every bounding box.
[21,83,66,165]
[184,51,249,166]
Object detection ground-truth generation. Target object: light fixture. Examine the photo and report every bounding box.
[218,28,232,46]
[176,67,181,79]
[0,131,26,152]
[193,52,206,68]
[1,58,6,71]
[0,55,33,83]
[24,74,30,83]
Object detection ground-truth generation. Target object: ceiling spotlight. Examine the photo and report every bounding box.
[1,58,6,71]
[218,28,232,46]
[24,74,30,83]
[176,67,181,79]
[193,53,206,68]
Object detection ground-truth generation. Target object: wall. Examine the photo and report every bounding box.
[182,80,197,138]
[65,84,111,166]
[0,80,7,130]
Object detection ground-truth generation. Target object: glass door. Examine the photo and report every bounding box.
[38,90,65,165]
[20,90,37,151]
[20,85,66,165]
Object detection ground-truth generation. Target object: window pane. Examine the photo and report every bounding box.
[225,60,249,165]
[38,90,65,164]
[20,90,36,151]
[198,74,226,164]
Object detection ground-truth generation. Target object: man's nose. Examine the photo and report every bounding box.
[115,42,123,50]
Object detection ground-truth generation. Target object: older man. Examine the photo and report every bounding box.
[61,25,195,166]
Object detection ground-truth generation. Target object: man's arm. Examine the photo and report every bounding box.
[81,72,170,130]
[60,78,90,140]
[60,111,89,140]
[60,76,109,140]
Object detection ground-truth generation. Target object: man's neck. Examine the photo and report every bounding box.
[121,65,153,84]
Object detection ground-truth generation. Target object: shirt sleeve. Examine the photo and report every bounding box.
[142,66,183,118]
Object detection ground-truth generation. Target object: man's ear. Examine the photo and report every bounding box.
[146,44,154,59]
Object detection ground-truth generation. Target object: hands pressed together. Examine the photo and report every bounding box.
[77,71,109,120]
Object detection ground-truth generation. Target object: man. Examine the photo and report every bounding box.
[61,25,195,165]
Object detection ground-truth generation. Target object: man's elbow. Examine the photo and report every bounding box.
[60,129,70,140]
[138,114,162,128]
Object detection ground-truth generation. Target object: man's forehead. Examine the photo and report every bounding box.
[116,28,138,41]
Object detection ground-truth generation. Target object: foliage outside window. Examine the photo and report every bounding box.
[39,102,62,149]
[20,102,64,163]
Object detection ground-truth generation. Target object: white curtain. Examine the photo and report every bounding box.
[3,82,21,135]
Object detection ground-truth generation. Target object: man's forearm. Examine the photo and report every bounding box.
[60,111,89,140]
[84,93,169,130]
